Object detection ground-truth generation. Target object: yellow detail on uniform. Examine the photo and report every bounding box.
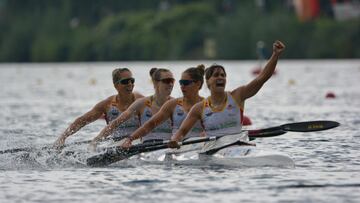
[176,98,183,106]
[145,99,152,107]
[203,99,210,108]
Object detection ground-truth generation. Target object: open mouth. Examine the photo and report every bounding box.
[125,87,133,92]
[215,80,225,87]
[163,87,173,93]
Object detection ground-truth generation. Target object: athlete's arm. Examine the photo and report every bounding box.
[53,98,109,148]
[171,102,203,142]
[121,99,177,148]
[91,98,145,143]
[231,40,285,102]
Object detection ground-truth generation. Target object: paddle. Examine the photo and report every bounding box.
[204,120,340,155]
[0,136,126,155]
[86,135,223,167]
[86,120,340,167]
[247,120,340,138]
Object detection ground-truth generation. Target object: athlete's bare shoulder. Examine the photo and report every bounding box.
[132,96,149,108]
[167,98,179,105]
[100,95,116,105]
[133,91,145,99]
[190,101,204,113]
[160,98,178,111]
[92,95,115,112]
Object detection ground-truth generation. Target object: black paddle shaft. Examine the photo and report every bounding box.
[86,137,217,167]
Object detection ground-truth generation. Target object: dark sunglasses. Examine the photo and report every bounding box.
[117,77,135,85]
[156,78,175,84]
[179,79,196,86]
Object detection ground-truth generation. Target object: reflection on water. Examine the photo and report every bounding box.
[1,60,360,203]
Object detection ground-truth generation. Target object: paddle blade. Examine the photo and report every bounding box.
[0,147,31,154]
[86,141,169,167]
[86,147,134,167]
[281,120,340,132]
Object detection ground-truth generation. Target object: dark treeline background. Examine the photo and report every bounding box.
[0,0,359,62]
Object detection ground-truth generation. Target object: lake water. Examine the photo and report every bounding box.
[0,60,360,203]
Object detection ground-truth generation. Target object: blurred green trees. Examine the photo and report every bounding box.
[0,0,358,62]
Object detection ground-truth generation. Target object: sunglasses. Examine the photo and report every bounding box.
[156,78,175,84]
[179,79,196,86]
[116,77,135,85]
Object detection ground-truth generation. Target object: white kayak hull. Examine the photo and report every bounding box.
[133,145,295,168]
[95,132,294,168]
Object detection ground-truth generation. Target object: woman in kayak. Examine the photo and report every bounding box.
[90,68,175,147]
[170,40,285,144]
[121,65,205,148]
[53,68,143,148]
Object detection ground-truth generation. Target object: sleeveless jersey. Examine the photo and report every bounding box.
[201,92,244,137]
[172,98,204,138]
[105,96,140,139]
[140,96,172,142]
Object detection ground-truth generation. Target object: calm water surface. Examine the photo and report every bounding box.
[0,60,360,203]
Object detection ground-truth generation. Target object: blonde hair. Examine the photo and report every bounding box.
[149,68,171,81]
[112,68,131,84]
[183,64,205,89]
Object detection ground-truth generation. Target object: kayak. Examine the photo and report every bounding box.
[0,121,338,169]
[85,120,339,167]
[142,142,293,168]
[99,132,295,168]
[134,145,295,168]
